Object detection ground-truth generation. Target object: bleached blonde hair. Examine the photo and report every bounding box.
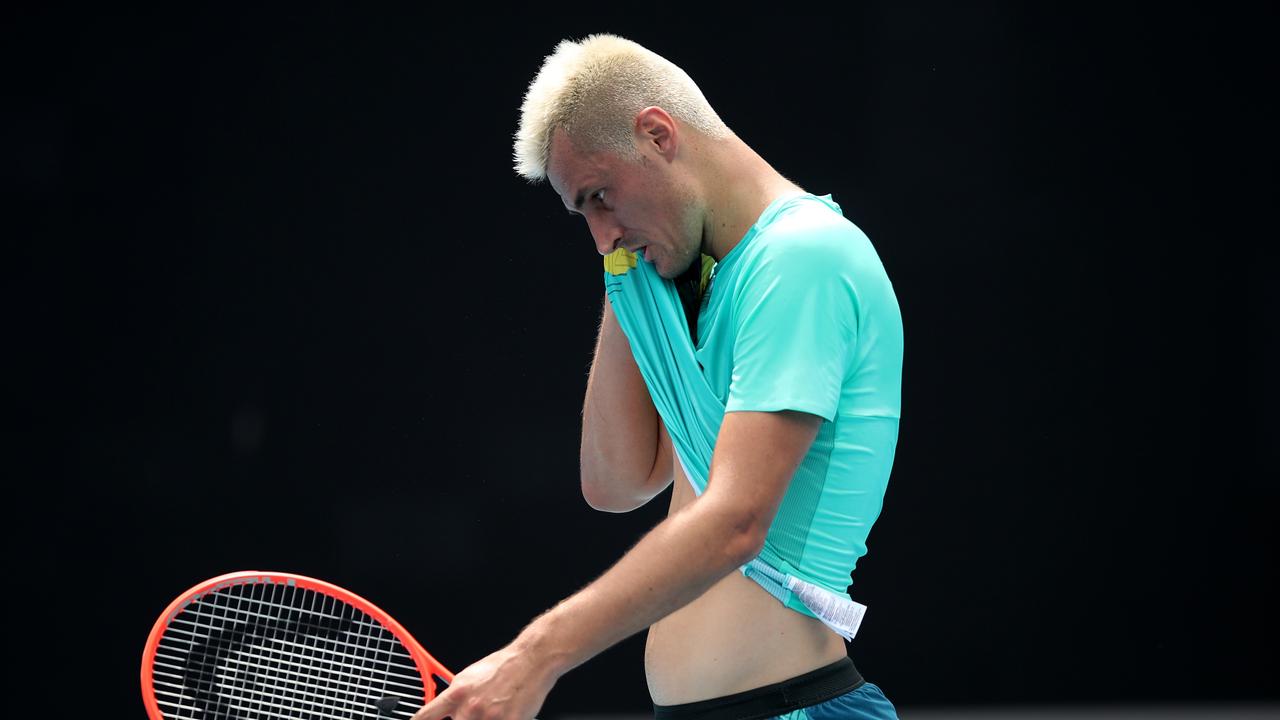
[513,33,733,182]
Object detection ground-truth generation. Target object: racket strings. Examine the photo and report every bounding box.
[152,581,425,719]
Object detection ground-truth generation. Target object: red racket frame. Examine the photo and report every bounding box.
[141,570,454,720]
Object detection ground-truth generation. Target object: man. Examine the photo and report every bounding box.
[414,34,902,720]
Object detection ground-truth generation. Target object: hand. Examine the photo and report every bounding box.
[411,641,559,720]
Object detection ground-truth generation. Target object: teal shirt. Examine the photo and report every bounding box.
[693,192,903,610]
[603,191,902,626]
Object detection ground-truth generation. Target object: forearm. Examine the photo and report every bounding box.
[580,295,666,509]
[411,413,820,720]
[514,496,757,678]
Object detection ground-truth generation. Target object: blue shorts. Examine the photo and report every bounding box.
[652,658,898,720]
[767,682,897,720]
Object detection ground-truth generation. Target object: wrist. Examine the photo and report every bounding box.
[514,608,578,681]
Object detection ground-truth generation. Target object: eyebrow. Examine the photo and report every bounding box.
[563,184,595,215]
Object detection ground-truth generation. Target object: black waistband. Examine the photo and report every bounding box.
[652,657,864,720]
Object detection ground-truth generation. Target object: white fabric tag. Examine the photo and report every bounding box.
[785,575,868,642]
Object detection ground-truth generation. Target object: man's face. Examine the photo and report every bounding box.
[546,128,702,280]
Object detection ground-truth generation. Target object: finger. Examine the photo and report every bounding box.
[411,691,456,720]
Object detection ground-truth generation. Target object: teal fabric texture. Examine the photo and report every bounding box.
[603,192,903,637]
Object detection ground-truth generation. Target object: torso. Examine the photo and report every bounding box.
[643,459,847,706]
[643,190,900,705]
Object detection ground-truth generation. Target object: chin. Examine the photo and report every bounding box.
[665,249,696,278]
[644,239,698,279]
[656,255,695,281]
[654,259,678,280]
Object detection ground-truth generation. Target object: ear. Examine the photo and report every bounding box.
[634,106,679,160]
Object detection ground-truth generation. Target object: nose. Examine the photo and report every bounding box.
[586,213,624,256]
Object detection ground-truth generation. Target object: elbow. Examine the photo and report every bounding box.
[729,529,767,567]
[580,453,669,513]
[582,486,632,514]
[579,455,617,512]
[717,512,769,567]
[715,502,770,566]
[580,470,642,513]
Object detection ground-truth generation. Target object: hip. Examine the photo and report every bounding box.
[644,567,847,706]
[653,657,898,720]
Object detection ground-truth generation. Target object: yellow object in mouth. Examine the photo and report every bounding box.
[603,247,638,275]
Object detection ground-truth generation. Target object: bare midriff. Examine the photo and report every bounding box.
[643,460,848,706]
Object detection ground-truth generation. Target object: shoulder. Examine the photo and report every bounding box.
[738,198,869,283]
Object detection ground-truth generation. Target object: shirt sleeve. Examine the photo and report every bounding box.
[725,226,859,421]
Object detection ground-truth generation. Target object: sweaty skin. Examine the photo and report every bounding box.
[643,425,848,706]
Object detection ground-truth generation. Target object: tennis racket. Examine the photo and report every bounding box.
[141,571,454,720]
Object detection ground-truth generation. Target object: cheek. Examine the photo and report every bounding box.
[656,190,690,237]
[670,188,700,245]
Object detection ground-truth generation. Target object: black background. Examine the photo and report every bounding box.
[6,3,1275,716]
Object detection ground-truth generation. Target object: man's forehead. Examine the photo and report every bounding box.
[547,130,605,207]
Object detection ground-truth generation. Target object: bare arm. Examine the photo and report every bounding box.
[579,295,673,512]
[412,410,822,720]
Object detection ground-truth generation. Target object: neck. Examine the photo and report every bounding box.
[696,137,802,261]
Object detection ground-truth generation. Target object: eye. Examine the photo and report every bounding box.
[593,189,607,206]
